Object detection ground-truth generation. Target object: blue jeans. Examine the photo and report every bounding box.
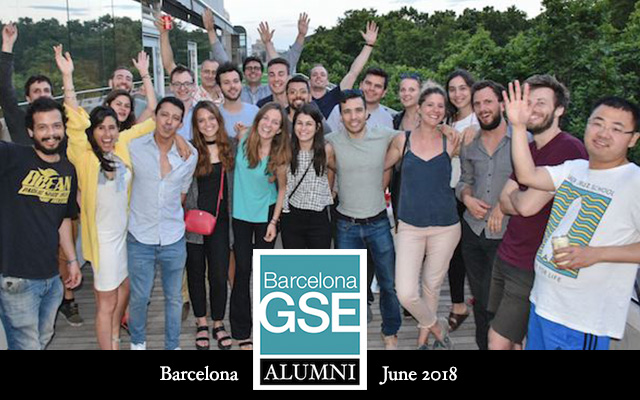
[335,215,401,336]
[0,274,63,350]
[127,234,187,350]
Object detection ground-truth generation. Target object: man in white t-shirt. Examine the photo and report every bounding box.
[505,82,640,350]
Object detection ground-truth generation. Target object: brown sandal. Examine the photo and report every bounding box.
[447,311,469,332]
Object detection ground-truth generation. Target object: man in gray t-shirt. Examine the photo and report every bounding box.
[326,90,402,349]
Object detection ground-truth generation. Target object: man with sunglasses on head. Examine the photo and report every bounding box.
[326,89,402,349]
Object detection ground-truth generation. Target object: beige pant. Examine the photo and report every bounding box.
[395,221,461,329]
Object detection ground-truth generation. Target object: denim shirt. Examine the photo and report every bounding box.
[128,134,197,246]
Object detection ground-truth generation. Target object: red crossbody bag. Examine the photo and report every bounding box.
[185,167,224,235]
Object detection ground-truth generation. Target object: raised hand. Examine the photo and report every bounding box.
[53,44,74,76]
[154,13,169,35]
[2,23,18,52]
[257,21,274,44]
[503,80,532,129]
[361,21,379,46]
[203,8,215,32]
[297,13,310,37]
[132,51,150,76]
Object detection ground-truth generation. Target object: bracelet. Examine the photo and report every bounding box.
[269,219,278,226]
[66,259,78,265]
[365,43,375,47]
[141,74,151,80]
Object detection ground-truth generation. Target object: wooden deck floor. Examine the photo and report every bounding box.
[47,263,478,351]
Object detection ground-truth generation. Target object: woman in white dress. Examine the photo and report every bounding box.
[55,46,159,349]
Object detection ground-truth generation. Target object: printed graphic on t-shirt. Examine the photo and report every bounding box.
[18,168,72,204]
[536,177,612,279]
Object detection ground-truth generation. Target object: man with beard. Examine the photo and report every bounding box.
[455,80,514,350]
[285,74,331,134]
[216,62,259,138]
[2,25,84,327]
[490,74,588,350]
[0,98,82,349]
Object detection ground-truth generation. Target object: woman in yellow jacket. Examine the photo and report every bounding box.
[55,46,161,349]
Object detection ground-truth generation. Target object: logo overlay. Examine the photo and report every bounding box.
[253,250,368,391]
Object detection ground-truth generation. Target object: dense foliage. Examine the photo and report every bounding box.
[299,0,640,162]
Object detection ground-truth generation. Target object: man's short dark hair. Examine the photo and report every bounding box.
[24,75,53,98]
[242,56,264,72]
[155,96,186,122]
[338,89,366,112]
[592,97,640,132]
[25,97,66,131]
[525,74,570,110]
[111,66,131,78]
[471,80,506,104]
[267,57,290,74]
[286,74,310,93]
[363,67,389,90]
[216,62,244,86]
[169,65,195,83]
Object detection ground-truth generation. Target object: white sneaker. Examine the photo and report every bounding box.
[131,342,147,350]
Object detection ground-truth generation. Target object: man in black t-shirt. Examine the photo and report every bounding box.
[0,98,81,350]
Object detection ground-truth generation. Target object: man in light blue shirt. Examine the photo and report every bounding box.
[127,97,197,350]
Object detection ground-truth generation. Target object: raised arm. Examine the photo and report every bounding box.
[203,8,230,63]
[340,21,379,90]
[257,21,279,61]
[154,14,178,75]
[504,81,555,191]
[257,13,309,69]
[54,44,78,111]
[0,23,29,144]
[132,51,157,123]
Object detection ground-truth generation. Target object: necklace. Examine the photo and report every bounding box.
[205,140,217,145]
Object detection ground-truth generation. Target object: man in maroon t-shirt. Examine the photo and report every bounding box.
[491,75,588,350]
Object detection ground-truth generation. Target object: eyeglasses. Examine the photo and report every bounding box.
[244,66,262,72]
[587,119,635,135]
[171,81,194,89]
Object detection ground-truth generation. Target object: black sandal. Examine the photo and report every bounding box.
[195,325,210,350]
[238,340,253,350]
[213,324,232,350]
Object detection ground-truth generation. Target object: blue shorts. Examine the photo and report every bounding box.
[525,304,610,350]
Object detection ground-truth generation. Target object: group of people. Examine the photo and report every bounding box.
[0,8,639,351]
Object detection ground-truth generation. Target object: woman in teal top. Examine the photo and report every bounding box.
[230,102,291,349]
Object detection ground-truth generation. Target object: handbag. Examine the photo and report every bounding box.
[185,167,225,235]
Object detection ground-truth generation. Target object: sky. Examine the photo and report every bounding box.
[224,0,545,50]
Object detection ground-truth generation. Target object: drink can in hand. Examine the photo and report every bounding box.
[162,15,173,30]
